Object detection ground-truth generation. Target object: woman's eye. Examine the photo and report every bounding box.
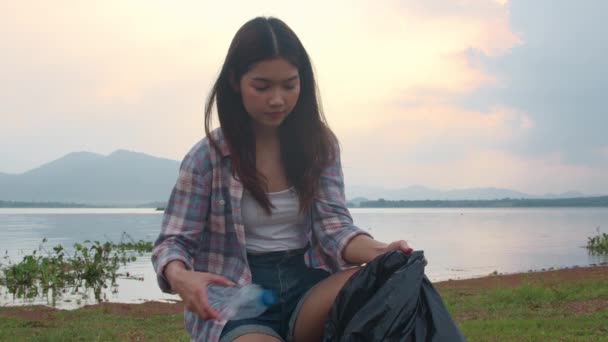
[284,82,300,90]
[254,86,269,92]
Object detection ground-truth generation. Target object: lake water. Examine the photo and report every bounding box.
[1,207,607,309]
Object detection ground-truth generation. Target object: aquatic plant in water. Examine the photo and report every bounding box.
[586,226,608,255]
[0,233,153,305]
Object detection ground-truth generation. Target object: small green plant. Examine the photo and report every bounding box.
[0,233,154,305]
[586,226,608,255]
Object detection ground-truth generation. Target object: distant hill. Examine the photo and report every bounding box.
[346,185,594,201]
[1,150,601,206]
[0,150,180,205]
[356,196,608,208]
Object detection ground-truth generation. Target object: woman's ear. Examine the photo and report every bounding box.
[228,71,239,92]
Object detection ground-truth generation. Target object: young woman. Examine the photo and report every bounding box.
[152,16,413,342]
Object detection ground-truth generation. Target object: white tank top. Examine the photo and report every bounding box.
[241,187,309,253]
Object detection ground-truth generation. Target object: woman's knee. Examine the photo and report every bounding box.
[292,267,360,341]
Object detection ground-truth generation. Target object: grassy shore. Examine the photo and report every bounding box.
[436,266,608,341]
[1,266,607,341]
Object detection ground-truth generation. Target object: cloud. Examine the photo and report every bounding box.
[332,1,608,193]
[0,1,245,172]
[462,0,608,165]
[0,0,517,174]
[1,1,606,194]
[337,102,540,189]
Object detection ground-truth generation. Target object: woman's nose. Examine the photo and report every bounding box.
[268,90,285,106]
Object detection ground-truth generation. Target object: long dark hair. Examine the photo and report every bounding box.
[204,16,337,214]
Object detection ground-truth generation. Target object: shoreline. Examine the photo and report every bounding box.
[1,264,606,318]
[434,263,608,289]
[434,261,608,284]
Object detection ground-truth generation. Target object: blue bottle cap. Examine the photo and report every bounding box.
[261,289,277,306]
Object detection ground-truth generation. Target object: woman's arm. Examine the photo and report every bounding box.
[311,142,413,268]
[151,145,211,292]
[151,140,235,321]
[343,235,412,265]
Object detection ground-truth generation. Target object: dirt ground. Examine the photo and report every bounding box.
[434,265,608,291]
[1,265,607,321]
[435,265,608,318]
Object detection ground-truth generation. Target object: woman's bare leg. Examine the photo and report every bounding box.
[233,333,282,342]
[292,267,359,342]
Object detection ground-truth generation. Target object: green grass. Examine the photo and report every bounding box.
[1,276,607,341]
[461,313,608,342]
[0,307,189,341]
[440,277,608,341]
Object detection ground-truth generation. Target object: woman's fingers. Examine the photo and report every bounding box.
[177,271,235,321]
[195,287,220,321]
[201,303,220,321]
[200,274,237,320]
[388,240,413,254]
[201,285,224,320]
[400,240,413,253]
[186,297,209,321]
[207,274,236,287]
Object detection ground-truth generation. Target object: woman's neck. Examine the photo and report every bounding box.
[253,124,280,145]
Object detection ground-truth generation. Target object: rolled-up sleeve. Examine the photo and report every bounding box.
[152,146,211,293]
[312,146,371,271]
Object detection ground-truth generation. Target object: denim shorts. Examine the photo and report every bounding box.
[219,247,330,342]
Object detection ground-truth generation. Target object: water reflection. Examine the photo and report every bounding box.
[1,207,607,309]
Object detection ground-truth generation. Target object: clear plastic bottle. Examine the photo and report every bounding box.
[207,283,277,320]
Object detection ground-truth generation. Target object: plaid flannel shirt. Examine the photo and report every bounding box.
[152,128,370,342]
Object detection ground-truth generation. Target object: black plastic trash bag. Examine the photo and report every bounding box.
[323,251,465,342]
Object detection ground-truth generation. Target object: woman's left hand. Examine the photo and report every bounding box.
[384,240,428,265]
[344,235,417,265]
[384,240,413,254]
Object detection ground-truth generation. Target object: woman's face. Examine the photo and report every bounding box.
[239,57,300,132]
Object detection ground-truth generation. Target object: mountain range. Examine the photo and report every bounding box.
[0,150,599,205]
[0,150,179,204]
[345,185,591,203]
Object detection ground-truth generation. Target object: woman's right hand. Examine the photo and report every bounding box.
[164,261,236,321]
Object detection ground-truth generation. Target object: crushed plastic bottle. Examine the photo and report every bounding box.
[207,283,277,320]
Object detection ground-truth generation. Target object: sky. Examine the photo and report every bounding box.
[1,0,607,195]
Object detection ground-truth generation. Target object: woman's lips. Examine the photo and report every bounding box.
[265,112,285,119]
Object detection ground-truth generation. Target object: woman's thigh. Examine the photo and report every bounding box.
[291,267,359,342]
[233,333,283,342]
